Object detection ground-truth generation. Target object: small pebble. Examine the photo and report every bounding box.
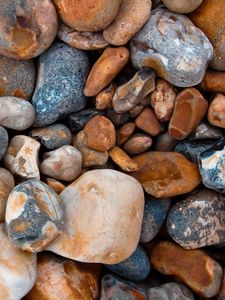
[162,0,203,13]
[116,122,136,146]
[108,146,139,172]
[0,126,8,161]
[95,83,116,110]
[188,122,223,140]
[0,168,15,222]
[123,133,153,155]
[208,94,225,129]
[135,107,161,136]
[199,70,225,93]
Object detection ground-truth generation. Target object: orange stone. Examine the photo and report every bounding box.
[150,241,223,298]
[43,177,66,194]
[135,107,161,136]
[108,146,139,172]
[199,70,225,93]
[116,122,136,146]
[130,152,201,198]
[95,83,116,110]
[123,133,152,155]
[208,94,225,129]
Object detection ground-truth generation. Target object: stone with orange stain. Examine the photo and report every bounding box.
[169,88,208,140]
[123,133,152,155]
[150,241,223,297]
[95,83,116,111]
[24,253,100,300]
[135,107,161,136]
[48,169,144,264]
[208,94,225,129]
[116,122,136,146]
[130,152,201,198]
[199,70,225,93]
[108,146,139,172]
[0,168,14,222]
[84,47,129,97]
[43,178,66,194]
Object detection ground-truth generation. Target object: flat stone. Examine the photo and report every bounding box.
[116,122,136,146]
[199,70,225,93]
[0,126,8,161]
[108,146,139,172]
[188,122,223,140]
[95,83,116,110]
[208,94,225,129]
[32,43,90,127]
[0,168,14,222]
[123,133,152,155]
[162,0,203,13]
[155,131,178,151]
[135,107,161,136]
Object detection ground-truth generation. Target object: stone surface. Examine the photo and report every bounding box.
[0,168,14,222]
[43,178,66,195]
[106,109,130,127]
[169,88,208,140]
[0,0,57,59]
[135,107,161,136]
[108,146,139,172]
[123,133,152,155]
[0,96,35,130]
[130,7,213,87]
[217,270,225,300]
[48,170,144,264]
[208,94,225,129]
[188,122,223,141]
[150,241,223,297]
[116,122,136,146]
[162,0,203,13]
[155,131,178,151]
[199,70,225,93]
[84,47,129,97]
[0,126,8,161]
[130,152,201,198]
[0,55,36,99]
[24,253,101,300]
[32,43,90,127]
[129,104,144,118]
[95,83,116,111]
[6,179,63,252]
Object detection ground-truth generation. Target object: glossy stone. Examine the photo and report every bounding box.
[116,122,136,146]
[0,168,14,222]
[199,70,225,93]
[0,126,8,161]
[123,133,152,155]
[188,122,223,141]
[208,94,225,129]
[135,107,161,136]
[162,0,203,13]
[108,146,139,172]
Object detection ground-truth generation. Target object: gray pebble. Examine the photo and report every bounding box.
[0,126,8,161]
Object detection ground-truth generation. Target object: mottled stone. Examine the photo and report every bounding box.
[95,83,115,110]
[106,109,130,127]
[130,152,201,198]
[199,70,225,93]
[188,122,223,141]
[123,133,152,155]
[0,126,8,161]
[135,107,161,136]
[6,179,63,252]
[43,178,66,194]
[32,43,90,127]
[0,168,14,222]
[116,122,136,146]
[130,7,213,87]
[48,170,144,264]
[155,131,178,151]
[108,146,139,172]
[162,0,203,13]
[208,94,225,129]
[150,241,223,297]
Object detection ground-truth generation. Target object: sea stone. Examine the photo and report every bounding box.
[48,170,144,264]
[106,109,130,127]
[0,96,35,130]
[0,55,36,99]
[135,107,161,136]
[199,70,225,93]
[217,271,225,300]
[150,241,223,298]
[130,7,213,87]
[129,104,144,118]
[208,94,225,129]
[123,133,152,155]
[188,122,223,141]
[162,0,203,13]
[95,83,116,111]
[108,146,139,172]
[43,178,66,195]
[0,168,14,222]
[130,152,201,198]
[32,42,90,127]
[6,179,63,252]
[0,126,8,161]
[155,131,178,151]
[116,122,136,146]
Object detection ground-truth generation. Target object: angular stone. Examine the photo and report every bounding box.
[48,170,144,264]
[43,178,66,194]
[130,7,213,87]
[116,122,136,146]
[188,122,223,141]
[32,43,90,127]
[106,109,130,127]
[95,83,116,110]
[208,94,225,129]
[0,168,14,222]
[135,107,161,136]
[199,70,225,93]
[155,131,178,151]
[108,146,139,172]
[150,241,223,297]
[0,126,8,161]
[123,133,152,155]
[6,179,63,252]
[130,152,201,198]
[162,0,203,13]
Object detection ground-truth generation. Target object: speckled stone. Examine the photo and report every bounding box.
[0,126,8,161]
[188,122,223,141]
[6,179,63,252]
[162,0,203,13]
[32,42,90,127]
[140,196,171,243]
[130,7,213,87]
[0,168,14,222]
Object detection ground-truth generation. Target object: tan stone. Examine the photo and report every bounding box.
[135,107,161,136]
[95,83,116,110]
[162,0,203,13]
[208,94,225,129]
[108,146,139,172]
[116,122,136,146]
[43,177,66,194]
[0,168,14,222]
[199,70,225,93]
[123,133,152,155]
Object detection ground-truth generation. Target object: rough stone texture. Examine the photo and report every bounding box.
[0,96,35,130]
[135,107,161,136]
[116,122,136,146]
[123,133,152,155]
[103,0,152,45]
[43,178,66,195]
[24,253,101,300]
[6,179,63,252]
[84,47,129,97]
[130,7,213,87]
[208,94,225,129]
[150,241,223,298]
[95,83,115,111]
[162,0,203,13]
[155,131,178,151]
[130,152,201,198]
[167,189,225,249]
[188,122,223,141]
[199,70,225,93]
[0,223,37,300]
[4,135,40,180]
[0,55,36,99]
[106,109,130,127]
[0,126,8,161]
[108,146,139,172]
[0,0,58,59]
[0,168,14,222]
[32,43,90,127]
[48,170,144,264]
[217,270,225,300]
[169,88,208,140]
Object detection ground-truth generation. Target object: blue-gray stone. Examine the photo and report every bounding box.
[0,126,8,161]
[32,42,90,127]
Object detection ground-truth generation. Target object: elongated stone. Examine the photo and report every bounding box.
[123,133,152,155]
[108,146,139,172]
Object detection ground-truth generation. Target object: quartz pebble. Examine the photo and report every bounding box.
[188,122,223,141]
[0,126,8,161]
[208,94,225,129]
[116,122,136,146]
[162,0,203,13]
[108,146,139,172]
[123,133,152,155]
[95,83,116,110]
[0,168,14,222]
[135,107,161,136]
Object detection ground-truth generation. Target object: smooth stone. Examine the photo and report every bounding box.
[116,122,136,146]
[6,179,63,252]
[135,107,161,136]
[154,131,178,151]
[199,70,225,93]
[129,104,144,118]
[48,170,144,264]
[0,223,37,300]
[188,122,223,141]
[43,177,66,195]
[106,109,130,127]
[123,133,153,155]
[0,55,36,99]
[95,83,116,110]
[0,168,14,222]
[30,124,72,150]
[32,42,90,127]
[108,146,139,172]
[140,196,171,243]
[130,7,213,87]
[0,96,35,130]
[0,126,8,161]
[162,0,203,13]
[218,270,225,300]
[208,94,225,129]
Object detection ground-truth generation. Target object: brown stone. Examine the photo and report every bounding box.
[208,94,225,129]
[162,0,203,13]
[154,131,178,151]
[84,47,129,97]
[95,83,116,110]
[150,241,223,298]
[108,146,139,172]
[129,104,144,118]
[83,115,116,152]
[123,133,152,155]
[116,122,136,146]
[217,270,225,300]
[0,168,14,222]
[169,88,208,140]
[43,177,66,194]
[199,70,225,93]
[130,152,201,198]
[135,107,161,136]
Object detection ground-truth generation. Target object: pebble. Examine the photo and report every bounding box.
[0,0,57,59]
[150,241,223,298]
[43,178,66,195]
[0,126,8,161]
[95,83,116,110]
[48,170,144,264]
[106,109,130,127]
[123,133,153,155]
[130,7,213,87]
[130,152,201,198]
[108,146,139,172]
[6,179,63,252]
[24,253,101,300]
[103,0,152,46]
[169,88,208,140]
[129,104,144,118]
[30,124,72,150]
[84,47,129,97]
[217,271,225,300]
[0,55,36,99]
[208,94,225,129]
[32,42,90,127]
[140,196,171,243]
[0,168,14,222]
[116,122,136,146]
[167,189,225,249]
[188,122,223,141]
[40,145,82,182]
[199,70,225,93]
[162,0,203,13]
[155,131,178,151]
[4,135,40,180]
[0,96,35,130]
[135,107,161,136]
[112,68,155,113]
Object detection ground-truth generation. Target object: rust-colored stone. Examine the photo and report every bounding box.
[208,94,225,129]
[95,83,116,110]
[108,146,139,172]
[199,70,225,93]
[116,122,136,146]
[43,177,66,194]
[123,133,152,155]
[135,107,161,136]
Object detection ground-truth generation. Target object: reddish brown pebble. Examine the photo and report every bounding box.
[135,107,161,136]
[84,47,129,97]
[169,88,208,140]
[108,146,139,172]
[123,133,152,155]
[95,83,116,110]
[199,70,225,93]
[116,122,136,146]
[43,177,66,194]
[208,94,225,129]
[150,241,223,298]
